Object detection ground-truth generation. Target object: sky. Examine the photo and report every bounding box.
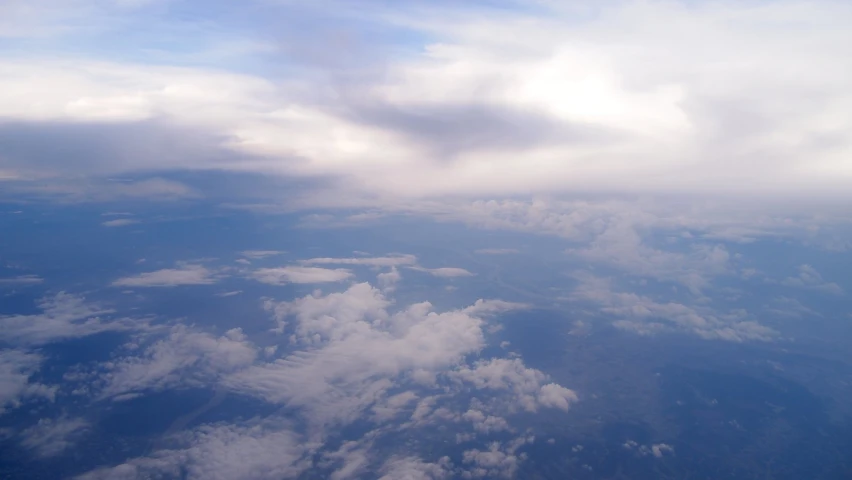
[1,0,851,204]
[2,1,852,479]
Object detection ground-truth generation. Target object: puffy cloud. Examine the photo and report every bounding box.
[377,267,402,292]
[461,437,533,479]
[0,350,55,415]
[76,419,310,480]
[0,292,136,347]
[450,358,577,413]
[20,416,89,457]
[98,326,257,400]
[378,456,451,480]
[250,266,353,285]
[112,264,219,287]
[224,283,490,427]
[780,264,844,295]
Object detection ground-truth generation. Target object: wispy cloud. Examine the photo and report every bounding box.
[112,264,220,287]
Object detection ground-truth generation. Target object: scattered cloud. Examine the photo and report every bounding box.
[572,275,778,342]
[0,350,55,415]
[112,264,220,287]
[98,326,257,400]
[20,416,90,457]
[250,266,353,285]
[780,264,844,295]
[0,292,137,347]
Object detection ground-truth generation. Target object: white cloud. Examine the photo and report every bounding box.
[377,267,402,292]
[240,250,284,259]
[0,274,43,285]
[112,264,219,287]
[76,419,310,480]
[0,350,55,415]
[3,1,852,200]
[98,326,257,400]
[573,275,779,342]
[102,218,138,227]
[378,456,451,480]
[461,437,533,479]
[20,416,89,457]
[302,254,418,267]
[450,358,577,413]
[410,266,475,278]
[780,264,844,295]
[250,266,353,285]
[215,290,242,297]
[0,292,137,347]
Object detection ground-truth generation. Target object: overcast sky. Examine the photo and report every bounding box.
[2,0,851,203]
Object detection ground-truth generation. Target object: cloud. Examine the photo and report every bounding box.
[98,326,257,400]
[250,266,353,285]
[76,419,310,480]
[780,264,844,295]
[3,1,852,201]
[101,218,138,227]
[0,350,55,415]
[450,358,578,413]
[215,290,243,297]
[572,275,779,342]
[240,250,284,259]
[20,416,90,457]
[474,249,518,255]
[302,254,418,267]
[0,274,43,285]
[378,456,451,480]
[462,437,534,479]
[377,267,402,292]
[410,266,475,278]
[112,264,219,287]
[0,292,137,347]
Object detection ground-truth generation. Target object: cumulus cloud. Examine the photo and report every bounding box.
[112,264,219,287]
[450,358,578,413]
[780,264,844,295]
[0,350,55,415]
[250,266,353,285]
[20,416,90,457]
